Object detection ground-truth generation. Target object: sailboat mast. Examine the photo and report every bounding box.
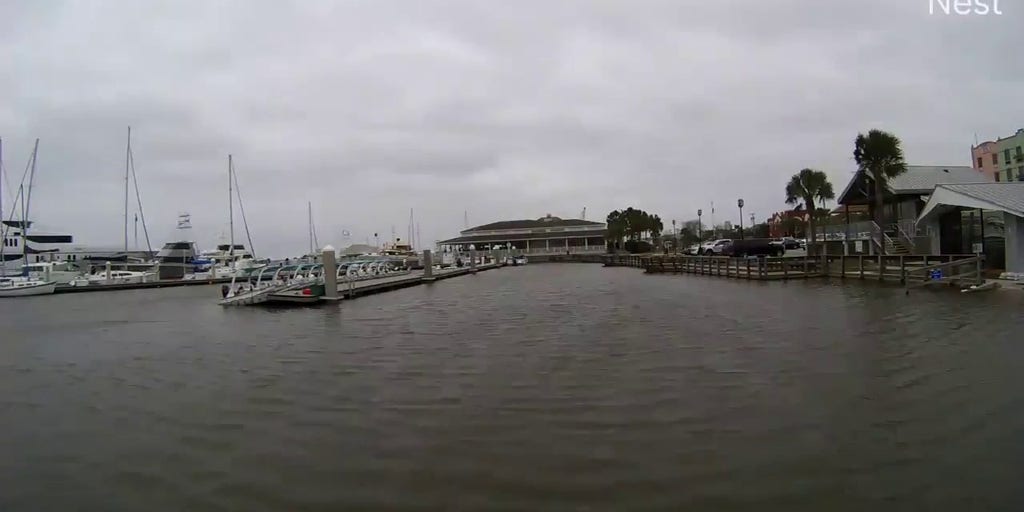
[228,154,234,263]
[124,127,130,255]
[23,139,39,266]
[308,201,313,256]
[0,138,4,271]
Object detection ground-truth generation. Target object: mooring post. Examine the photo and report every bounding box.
[105,261,112,282]
[470,249,477,271]
[423,250,433,280]
[322,245,338,300]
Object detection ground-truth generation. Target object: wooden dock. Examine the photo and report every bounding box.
[606,253,984,287]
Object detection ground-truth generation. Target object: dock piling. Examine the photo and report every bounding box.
[423,250,433,280]
[322,245,338,300]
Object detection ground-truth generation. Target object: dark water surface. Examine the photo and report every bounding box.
[3,264,1024,511]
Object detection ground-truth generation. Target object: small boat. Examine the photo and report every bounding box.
[961,281,998,293]
[69,269,156,287]
[22,260,84,284]
[0,277,57,297]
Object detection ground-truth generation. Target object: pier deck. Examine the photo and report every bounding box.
[606,253,984,287]
[265,263,501,305]
[53,277,235,294]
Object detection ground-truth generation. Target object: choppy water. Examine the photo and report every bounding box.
[2,264,1024,511]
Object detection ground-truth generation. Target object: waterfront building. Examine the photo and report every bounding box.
[917,183,1024,272]
[437,214,606,255]
[971,129,1024,183]
[831,165,992,254]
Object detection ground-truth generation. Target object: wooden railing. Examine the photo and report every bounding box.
[903,255,984,292]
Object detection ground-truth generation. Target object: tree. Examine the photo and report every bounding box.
[606,210,624,250]
[649,214,664,242]
[605,207,665,253]
[785,168,835,254]
[853,129,908,253]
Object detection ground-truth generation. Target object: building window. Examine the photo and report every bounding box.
[993,153,999,165]
[1005,149,1012,163]
[995,172,1001,182]
[1008,169,1015,181]
[977,156,983,168]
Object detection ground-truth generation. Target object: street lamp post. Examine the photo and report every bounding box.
[672,219,677,253]
[697,209,703,244]
[737,199,745,241]
[750,213,755,237]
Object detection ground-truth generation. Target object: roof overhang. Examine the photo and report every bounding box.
[918,185,1024,224]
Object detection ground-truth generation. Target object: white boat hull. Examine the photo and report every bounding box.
[0,280,57,297]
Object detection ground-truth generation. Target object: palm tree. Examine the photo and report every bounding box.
[785,168,835,254]
[853,129,908,253]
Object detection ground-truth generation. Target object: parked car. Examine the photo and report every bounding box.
[683,244,701,255]
[701,239,732,256]
[722,238,785,257]
[780,237,801,249]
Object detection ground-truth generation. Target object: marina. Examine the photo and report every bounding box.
[4,264,1024,511]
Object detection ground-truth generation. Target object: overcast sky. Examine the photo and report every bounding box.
[1,0,1021,257]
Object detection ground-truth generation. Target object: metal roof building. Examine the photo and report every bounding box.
[917,183,1024,272]
[438,214,607,255]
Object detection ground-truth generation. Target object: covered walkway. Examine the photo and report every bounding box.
[917,183,1024,272]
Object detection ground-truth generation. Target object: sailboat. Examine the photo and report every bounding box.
[188,155,263,279]
[299,201,320,263]
[0,138,57,297]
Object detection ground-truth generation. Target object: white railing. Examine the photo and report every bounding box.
[820,220,876,241]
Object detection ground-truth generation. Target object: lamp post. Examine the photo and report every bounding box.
[697,209,703,243]
[750,213,755,237]
[737,199,745,241]
[672,219,677,253]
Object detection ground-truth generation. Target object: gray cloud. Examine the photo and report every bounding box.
[1,0,1021,256]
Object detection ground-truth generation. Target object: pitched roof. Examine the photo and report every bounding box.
[837,165,991,204]
[440,230,607,244]
[918,182,1024,222]
[464,215,602,232]
[888,166,989,193]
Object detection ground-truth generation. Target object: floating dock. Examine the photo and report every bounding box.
[263,263,502,305]
[53,277,235,294]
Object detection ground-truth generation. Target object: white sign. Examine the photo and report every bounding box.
[930,0,1003,15]
[973,243,983,253]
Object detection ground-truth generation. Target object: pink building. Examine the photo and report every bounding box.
[971,141,1000,181]
[972,129,1024,182]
